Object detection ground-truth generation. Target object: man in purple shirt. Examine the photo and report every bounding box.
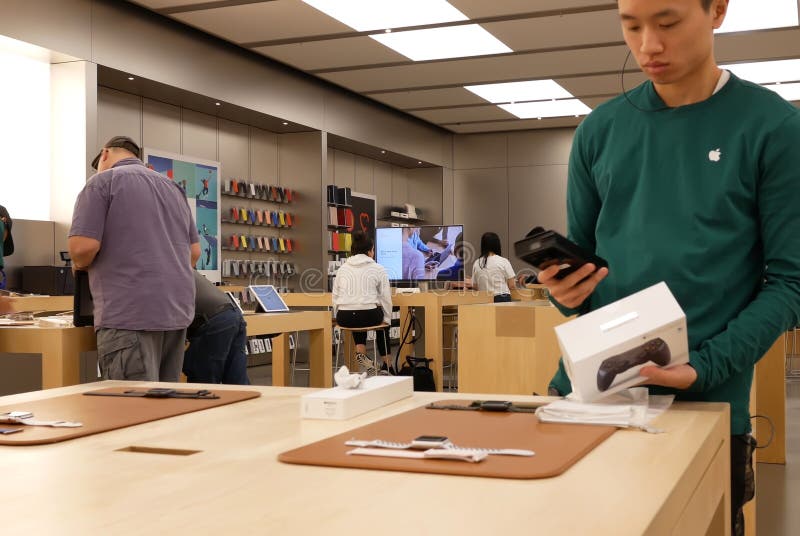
[69,136,200,381]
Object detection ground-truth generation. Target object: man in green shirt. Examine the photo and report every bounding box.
[539,1,800,534]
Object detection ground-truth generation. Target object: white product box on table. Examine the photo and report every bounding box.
[555,281,689,402]
[301,376,413,420]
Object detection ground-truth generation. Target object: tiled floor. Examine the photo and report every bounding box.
[756,380,800,535]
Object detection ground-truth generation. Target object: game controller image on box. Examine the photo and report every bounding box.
[596,338,671,392]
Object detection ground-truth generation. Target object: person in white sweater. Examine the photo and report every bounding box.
[471,232,517,303]
[332,231,394,375]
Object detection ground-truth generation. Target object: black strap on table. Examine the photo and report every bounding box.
[84,389,220,400]
[425,400,544,414]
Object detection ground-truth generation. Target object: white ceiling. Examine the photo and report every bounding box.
[128,0,800,133]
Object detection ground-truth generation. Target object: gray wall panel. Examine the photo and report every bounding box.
[508,128,574,168]
[453,133,507,170]
[97,88,142,151]
[373,162,393,219]
[142,98,180,154]
[181,109,218,161]
[354,156,374,194]
[390,167,408,208]
[218,119,249,181]
[251,127,278,183]
[407,168,443,226]
[2,220,56,291]
[453,168,509,274]
[0,0,91,60]
[332,149,355,190]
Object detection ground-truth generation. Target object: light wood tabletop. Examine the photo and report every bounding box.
[0,382,730,536]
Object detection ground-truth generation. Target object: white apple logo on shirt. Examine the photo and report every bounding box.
[708,148,722,162]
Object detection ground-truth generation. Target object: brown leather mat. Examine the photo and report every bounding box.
[279,400,616,479]
[0,387,261,446]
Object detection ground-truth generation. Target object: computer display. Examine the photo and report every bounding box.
[375,225,464,282]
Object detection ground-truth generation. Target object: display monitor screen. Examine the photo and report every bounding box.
[375,225,464,282]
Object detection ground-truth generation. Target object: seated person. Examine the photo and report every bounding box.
[183,271,249,384]
[333,231,394,375]
[471,232,516,303]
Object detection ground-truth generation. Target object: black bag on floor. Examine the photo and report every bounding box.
[398,356,436,392]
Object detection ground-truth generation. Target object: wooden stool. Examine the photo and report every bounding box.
[334,324,389,373]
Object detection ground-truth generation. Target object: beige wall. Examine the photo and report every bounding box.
[447,129,575,274]
[0,0,449,167]
[98,87,323,290]
[327,149,443,226]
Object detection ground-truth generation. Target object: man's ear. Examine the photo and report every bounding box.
[711,0,728,30]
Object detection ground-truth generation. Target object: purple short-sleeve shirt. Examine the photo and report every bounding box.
[69,158,199,330]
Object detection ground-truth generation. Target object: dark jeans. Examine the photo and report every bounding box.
[494,294,512,303]
[336,308,390,357]
[183,308,250,385]
[731,434,757,536]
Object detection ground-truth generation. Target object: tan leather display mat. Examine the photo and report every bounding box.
[0,387,261,446]
[279,401,616,479]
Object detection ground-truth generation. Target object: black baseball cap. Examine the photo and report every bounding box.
[0,205,13,257]
[91,136,142,170]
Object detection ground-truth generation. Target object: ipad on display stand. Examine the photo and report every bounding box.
[248,284,290,313]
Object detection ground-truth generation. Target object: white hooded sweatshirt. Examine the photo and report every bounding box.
[332,254,392,324]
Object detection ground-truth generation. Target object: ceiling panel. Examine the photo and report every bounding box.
[446,116,583,133]
[449,0,615,19]
[320,45,630,93]
[126,1,800,134]
[371,88,486,110]
[410,105,516,124]
[255,36,406,71]
[171,2,351,44]
[482,10,621,52]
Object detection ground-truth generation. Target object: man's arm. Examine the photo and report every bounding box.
[648,113,800,391]
[68,236,101,270]
[190,242,201,267]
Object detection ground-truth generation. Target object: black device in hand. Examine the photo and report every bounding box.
[514,229,608,280]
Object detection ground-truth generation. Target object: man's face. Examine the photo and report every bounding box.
[618,0,726,86]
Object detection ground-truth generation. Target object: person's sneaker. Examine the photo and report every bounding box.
[379,363,398,376]
[356,353,377,376]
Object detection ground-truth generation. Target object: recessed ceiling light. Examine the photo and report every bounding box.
[500,99,592,119]
[302,0,467,32]
[381,150,386,154]
[720,59,800,84]
[282,121,289,126]
[127,76,134,81]
[417,161,422,164]
[765,82,800,102]
[384,29,391,33]
[465,80,573,104]
[215,102,221,106]
[716,0,798,33]
[372,24,511,61]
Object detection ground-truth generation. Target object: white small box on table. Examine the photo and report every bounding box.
[301,376,413,420]
[555,281,689,402]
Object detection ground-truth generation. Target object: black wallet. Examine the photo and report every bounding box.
[514,229,608,279]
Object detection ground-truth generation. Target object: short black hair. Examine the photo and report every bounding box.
[351,230,374,256]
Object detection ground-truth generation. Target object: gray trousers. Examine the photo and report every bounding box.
[97,328,187,382]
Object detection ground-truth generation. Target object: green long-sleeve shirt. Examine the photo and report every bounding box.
[549,73,800,435]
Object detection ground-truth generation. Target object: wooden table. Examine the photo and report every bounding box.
[0,325,95,388]
[6,295,74,313]
[0,382,730,535]
[458,302,568,396]
[244,311,332,387]
[392,290,494,391]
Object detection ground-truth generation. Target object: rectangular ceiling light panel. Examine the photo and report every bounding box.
[720,59,800,84]
[302,0,467,32]
[500,99,593,119]
[716,0,798,33]
[371,24,512,61]
[465,80,574,103]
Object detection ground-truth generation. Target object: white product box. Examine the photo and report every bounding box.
[554,281,688,402]
[301,376,413,420]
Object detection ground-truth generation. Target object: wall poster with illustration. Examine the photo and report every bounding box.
[143,148,221,283]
